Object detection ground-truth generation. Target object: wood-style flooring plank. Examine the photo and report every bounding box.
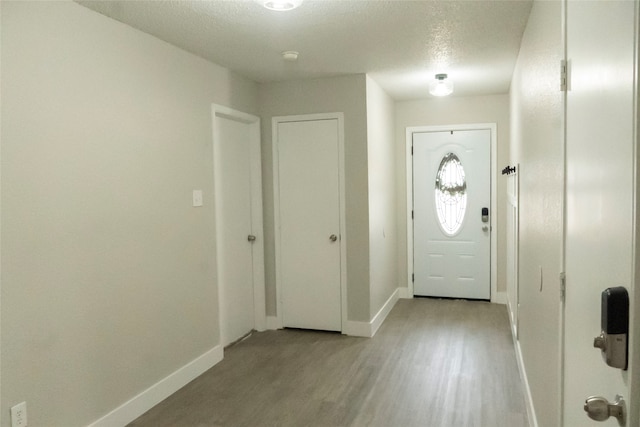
[128,298,528,427]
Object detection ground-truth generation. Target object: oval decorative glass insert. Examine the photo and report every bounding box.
[434,153,467,235]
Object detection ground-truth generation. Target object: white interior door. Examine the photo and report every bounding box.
[214,107,264,347]
[563,1,636,425]
[275,117,342,331]
[413,130,491,300]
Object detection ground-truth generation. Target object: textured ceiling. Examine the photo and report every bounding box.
[76,0,533,100]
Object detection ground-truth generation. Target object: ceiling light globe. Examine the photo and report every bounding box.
[429,74,454,97]
[259,0,303,11]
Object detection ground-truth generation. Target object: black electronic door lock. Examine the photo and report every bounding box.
[593,286,629,370]
[481,207,489,223]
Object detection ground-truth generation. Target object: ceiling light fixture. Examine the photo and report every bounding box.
[282,51,299,61]
[429,73,454,97]
[258,0,303,11]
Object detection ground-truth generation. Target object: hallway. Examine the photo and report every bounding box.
[129,299,528,427]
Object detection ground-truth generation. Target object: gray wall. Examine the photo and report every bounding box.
[258,75,371,322]
[509,1,564,425]
[395,94,510,295]
[1,2,257,425]
[365,77,398,317]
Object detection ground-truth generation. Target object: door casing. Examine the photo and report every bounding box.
[272,112,348,332]
[212,104,266,344]
[405,123,499,302]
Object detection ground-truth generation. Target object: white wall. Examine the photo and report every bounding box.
[509,1,564,426]
[1,2,258,425]
[365,77,398,318]
[395,94,510,295]
[258,75,371,322]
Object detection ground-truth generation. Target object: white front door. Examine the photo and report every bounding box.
[563,1,636,425]
[413,129,491,300]
[274,116,343,332]
[213,106,265,347]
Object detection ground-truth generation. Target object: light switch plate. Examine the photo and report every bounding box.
[192,190,203,207]
[11,402,27,427]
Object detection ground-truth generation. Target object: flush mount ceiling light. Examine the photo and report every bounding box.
[257,0,303,11]
[429,73,454,97]
[282,51,299,61]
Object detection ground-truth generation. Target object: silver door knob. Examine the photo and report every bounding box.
[329,234,338,242]
[482,226,489,232]
[584,395,626,425]
[247,235,256,242]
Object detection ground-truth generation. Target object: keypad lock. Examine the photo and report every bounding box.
[593,287,628,370]
[481,207,489,223]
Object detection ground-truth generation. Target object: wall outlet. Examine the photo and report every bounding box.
[11,402,27,427]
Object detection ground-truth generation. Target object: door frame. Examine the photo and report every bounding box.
[632,2,640,421]
[272,112,347,332]
[405,123,499,302]
[212,104,266,343]
[506,166,520,338]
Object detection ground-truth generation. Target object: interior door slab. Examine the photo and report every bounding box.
[275,118,342,331]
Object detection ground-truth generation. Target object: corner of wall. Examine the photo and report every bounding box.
[344,287,400,338]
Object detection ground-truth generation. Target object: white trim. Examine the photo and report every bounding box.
[272,113,347,333]
[212,104,266,342]
[266,315,281,330]
[344,288,400,337]
[508,299,539,427]
[370,288,400,336]
[343,321,372,337]
[405,124,498,302]
[398,287,413,299]
[629,2,640,425]
[492,291,507,305]
[506,168,520,339]
[88,346,223,427]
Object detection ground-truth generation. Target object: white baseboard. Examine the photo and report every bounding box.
[268,288,400,338]
[343,320,372,337]
[508,302,538,427]
[398,286,413,299]
[266,315,281,330]
[492,291,507,305]
[370,288,399,336]
[344,288,400,338]
[88,345,223,427]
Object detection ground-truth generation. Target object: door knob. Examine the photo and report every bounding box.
[329,234,338,242]
[482,226,489,232]
[247,235,256,242]
[584,395,626,425]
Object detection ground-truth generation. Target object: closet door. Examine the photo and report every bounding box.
[274,116,343,331]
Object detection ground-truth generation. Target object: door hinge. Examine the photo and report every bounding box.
[412,210,414,220]
[412,273,414,283]
[411,146,414,155]
[559,272,566,302]
[560,59,569,92]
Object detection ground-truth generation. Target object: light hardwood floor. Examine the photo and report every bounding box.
[128,298,528,427]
